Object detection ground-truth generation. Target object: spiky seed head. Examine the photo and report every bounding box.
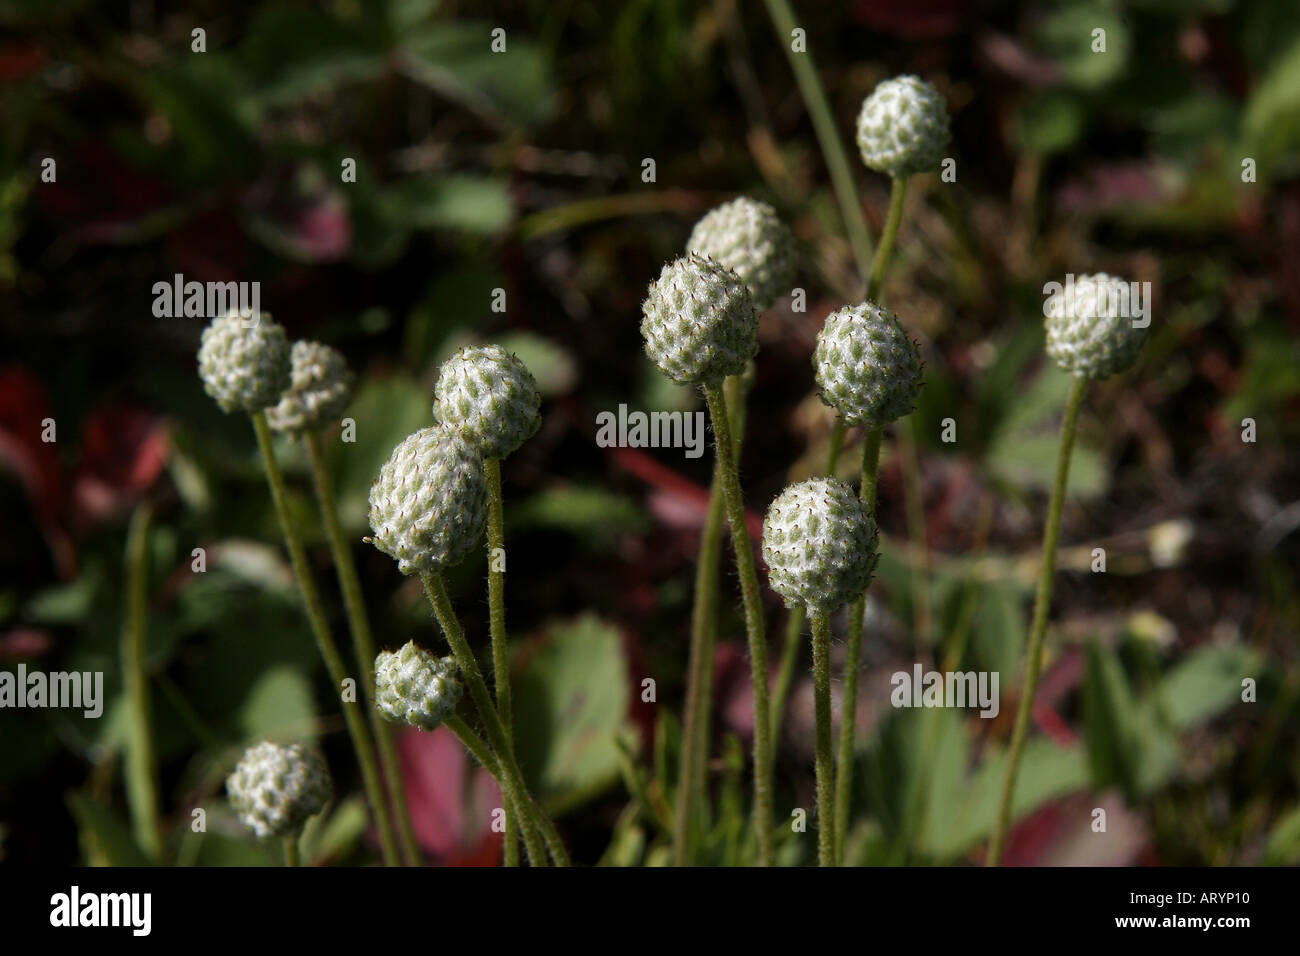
[1045,273,1147,379]
[226,741,332,840]
[686,197,797,311]
[266,340,355,434]
[762,478,879,612]
[814,301,924,428]
[367,425,488,575]
[855,75,951,179]
[197,310,292,413]
[641,253,759,386]
[433,345,541,460]
[374,641,461,731]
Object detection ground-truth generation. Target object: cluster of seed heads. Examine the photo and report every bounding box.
[815,301,924,429]
[687,197,797,312]
[1045,273,1148,380]
[266,340,356,435]
[856,75,951,180]
[226,741,332,840]
[374,640,462,731]
[197,310,291,413]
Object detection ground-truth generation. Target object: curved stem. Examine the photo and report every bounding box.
[283,835,300,867]
[761,0,874,283]
[867,176,908,301]
[810,608,836,866]
[420,571,570,867]
[484,457,519,868]
[833,426,882,861]
[250,411,399,867]
[987,376,1089,866]
[121,503,162,863]
[304,431,420,867]
[702,383,775,866]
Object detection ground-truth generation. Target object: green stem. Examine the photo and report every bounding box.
[283,835,300,867]
[484,457,520,868]
[304,431,420,867]
[250,411,400,867]
[810,608,836,866]
[121,503,162,863]
[833,427,882,861]
[420,571,570,867]
[761,0,874,283]
[987,376,1089,866]
[867,176,908,301]
[702,383,775,866]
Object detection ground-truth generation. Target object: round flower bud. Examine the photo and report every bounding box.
[686,197,797,311]
[1045,273,1147,380]
[266,340,355,434]
[641,253,759,386]
[226,741,332,840]
[855,75,951,179]
[197,310,292,413]
[367,425,488,575]
[762,478,879,612]
[433,345,541,460]
[814,301,924,428]
[374,641,461,731]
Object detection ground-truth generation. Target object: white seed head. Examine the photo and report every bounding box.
[1045,273,1147,379]
[814,302,924,428]
[686,197,797,311]
[855,75,951,179]
[226,741,332,840]
[266,340,355,434]
[374,641,461,731]
[433,345,541,460]
[197,310,292,413]
[641,253,759,386]
[762,478,879,612]
[367,425,488,575]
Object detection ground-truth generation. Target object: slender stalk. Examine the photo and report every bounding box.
[483,457,520,867]
[810,608,836,866]
[283,835,300,867]
[420,571,571,867]
[121,503,162,863]
[987,376,1089,866]
[702,383,774,866]
[250,411,399,867]
[867,177,908,301]
[304,431,420,867]
[761,0,874,283]
[833,427,882,860]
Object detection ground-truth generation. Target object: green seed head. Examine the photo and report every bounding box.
[367,425,488,575]
[1045,273,1147,379]
[641,253,759,386]
[433,345,541,460]
[374,641,461,731]
[266,340,355,435]
[226,741,332,840]
[856,75,951,179]
[197,310,292,413]
[686,197,797,311]
[762,478,879,612]
[814,301,924,428]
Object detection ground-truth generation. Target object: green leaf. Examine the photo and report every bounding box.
[67,792,151,867]
[495,332,578,396]
[512,614,631,814]
[301,795,368,863]
[1157,645,1260,730]
[1242,37,1300,183]
[1262,805,1300,865]
[1037,4,1130,90]
[1082,637,1142,797]
[509,486,650,539]
[239,665,318,741]
[384,175,513,234]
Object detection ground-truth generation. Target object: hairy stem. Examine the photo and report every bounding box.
[833,426,882,861]
[867,176,908,301]
[702,383,774,866]
[810,608,836,866]
[304,431,420,867]
[484,457,520,867]
[121,502,162,863]
[250,411,399,867]
[987,376,1089,866]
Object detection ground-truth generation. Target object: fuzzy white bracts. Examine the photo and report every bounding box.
[762,478,879,612]
[1045,273,1147,380]
[266,340,355,434]
[197,310,292,413]
[687,197,797,311]
[226,741,332,840]
[814,302,924,428]
[367,425,488,575]
[433,345,541,460]
[856,75,951,179]
[374,641,461,731]
[641,253,759,386]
